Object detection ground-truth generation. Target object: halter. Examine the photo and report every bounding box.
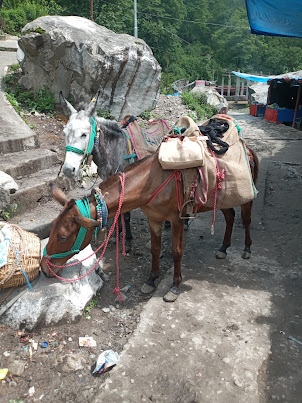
[65,117,98,165]
[43,192,108,260]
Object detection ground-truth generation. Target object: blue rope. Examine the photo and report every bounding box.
[4,237,33,291]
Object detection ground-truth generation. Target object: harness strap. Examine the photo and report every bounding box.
[65,117,98,165]
[146,170,182,212]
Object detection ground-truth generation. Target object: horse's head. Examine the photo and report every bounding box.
[40,185,99,277]
[60,91,100,178]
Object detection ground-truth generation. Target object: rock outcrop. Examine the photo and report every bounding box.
[18,16,161,120]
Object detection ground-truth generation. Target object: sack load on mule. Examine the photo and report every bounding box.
[0,222,41,291]
[158,114,258,221]
[41,115,259,302]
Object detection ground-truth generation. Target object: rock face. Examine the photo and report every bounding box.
[18,16,161,120]
[0,171,18,211]
[1,244,103,330]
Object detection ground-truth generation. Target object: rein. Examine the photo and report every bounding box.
[146,170,182,212]
[65,117,98,166]
[44,174,126,301]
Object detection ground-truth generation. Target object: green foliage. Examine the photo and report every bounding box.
[1,203,18,221]
[84,298,98,320]
[96,110,114,120]
[139,110,152,120]
[3,66,55,114]
[1,0,301,90]
[0,0,63,35]
[181,91,218,120]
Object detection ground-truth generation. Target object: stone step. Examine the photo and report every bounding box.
[9,186,86,239]
[9,167,74,214]
[0,93,38,154]
[0,148,58,178]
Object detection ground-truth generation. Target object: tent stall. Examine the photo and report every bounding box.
[266,78,302,127]
[245,0,302,38]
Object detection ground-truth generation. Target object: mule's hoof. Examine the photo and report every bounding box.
[141,283,156,294]
[184,223,189,231]
[164,221,171,229]
[125,242,131,254]
[163,289,179,302]
[99,269,110,282]
[242,251,251,259]
[216,250,227,259]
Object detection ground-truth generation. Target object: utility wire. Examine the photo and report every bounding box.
[161,26,191,45]
[138,11,245,29]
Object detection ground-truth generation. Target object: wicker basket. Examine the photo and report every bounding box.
[0,223,41,290]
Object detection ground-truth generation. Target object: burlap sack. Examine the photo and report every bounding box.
[123,116,170,160]
[159,135,208,169]
[158,115,208,169]
[173,116,201,137]
[195,115,258,209]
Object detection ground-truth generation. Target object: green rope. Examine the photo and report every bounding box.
[43,198,92,259]
[65,117,97,160]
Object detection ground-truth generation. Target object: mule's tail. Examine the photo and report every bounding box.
[249,147,259,185]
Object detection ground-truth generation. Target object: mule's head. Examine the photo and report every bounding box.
[40,185,99,277]
[60,91,100,178]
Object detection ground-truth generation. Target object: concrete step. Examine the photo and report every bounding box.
[9,167,73,214]
[0,148,58,178]
[0,93,38,154]
[9,186,88,239]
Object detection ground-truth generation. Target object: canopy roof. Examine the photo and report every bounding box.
[231,71,271,83]
[245,0,302,38]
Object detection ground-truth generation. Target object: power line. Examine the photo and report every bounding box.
[161,26,191,45]
[138,11,245,29]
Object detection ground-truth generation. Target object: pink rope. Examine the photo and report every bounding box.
[146,170,182,211]
[45,174,126,287]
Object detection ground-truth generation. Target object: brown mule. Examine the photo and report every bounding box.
[41,149,259,302]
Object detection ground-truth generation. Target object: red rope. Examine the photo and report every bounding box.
[45,174,126,288]
[146,169,182,211]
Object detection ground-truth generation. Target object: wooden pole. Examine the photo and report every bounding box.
[90,0,93,21]
[292,83,301,128]
[166,55,169,92]
[227,74,231,97]
[221,75,225,96]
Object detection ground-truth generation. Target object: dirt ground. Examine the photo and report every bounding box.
[0,95,191,402]
[1,97,302,402]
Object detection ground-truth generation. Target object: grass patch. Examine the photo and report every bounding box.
[3,64,55,115]
[181,91,218,121]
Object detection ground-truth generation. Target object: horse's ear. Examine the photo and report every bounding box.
[51,183,70,206]
[59,91,76,115]
[86,90,101,116]
[75,215,99,229]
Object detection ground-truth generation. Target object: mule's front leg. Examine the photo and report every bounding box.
[163,218,184,302]
[241,201,253,259]
[123,212,132,253]
[141,218,162,294]
[216,208,235,259]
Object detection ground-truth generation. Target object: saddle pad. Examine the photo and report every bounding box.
[124,118,170,160]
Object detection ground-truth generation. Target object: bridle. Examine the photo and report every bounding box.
[43,191,108,260]
[65,117,98,167]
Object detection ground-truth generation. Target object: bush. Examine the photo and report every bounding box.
[0,0,63,35]
[181,91,218,120]
[3,65,55,114]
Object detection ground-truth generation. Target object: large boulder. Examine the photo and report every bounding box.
[18,16,161,120]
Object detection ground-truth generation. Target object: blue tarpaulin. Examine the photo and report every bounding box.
[231,71,271,83]
[245,0,302,38]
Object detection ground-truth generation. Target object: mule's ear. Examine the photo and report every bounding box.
[75,215,99,229]
[51,183,70,206]
[59,91,76,115]
[86,90,101,116]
